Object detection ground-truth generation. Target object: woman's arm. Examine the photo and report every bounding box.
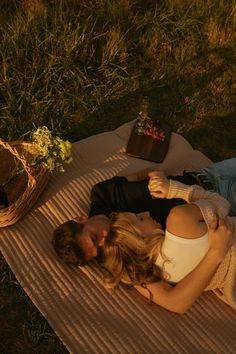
[148,171,230,227]
[135,218,233,313]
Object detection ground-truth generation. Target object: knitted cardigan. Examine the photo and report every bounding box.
[167,180,236,310]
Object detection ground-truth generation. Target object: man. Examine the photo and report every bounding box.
[52,158,236,266]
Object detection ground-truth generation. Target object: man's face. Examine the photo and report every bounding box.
[75,215,110,262]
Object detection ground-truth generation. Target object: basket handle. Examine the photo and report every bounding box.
[0,139,35,183]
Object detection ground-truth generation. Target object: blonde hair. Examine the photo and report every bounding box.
[103,213,165,289]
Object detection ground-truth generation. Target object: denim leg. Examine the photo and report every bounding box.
[204,158,236,177]
[197,158,236,215]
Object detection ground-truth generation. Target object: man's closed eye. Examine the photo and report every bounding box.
[91,233,98,245]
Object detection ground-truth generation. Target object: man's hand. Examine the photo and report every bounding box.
[208,218,233,261]
[148,171,170,198]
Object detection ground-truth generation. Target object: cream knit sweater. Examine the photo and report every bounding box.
[167,180,236,310]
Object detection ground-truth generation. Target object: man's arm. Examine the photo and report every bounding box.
[89,173,194,229]
[89,176,150,217]
[135,218,233,314]
[89,176,128,217]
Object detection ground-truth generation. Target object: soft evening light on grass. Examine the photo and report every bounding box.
[0,0,235,352]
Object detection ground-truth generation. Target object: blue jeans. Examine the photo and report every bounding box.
[196,158,236,216]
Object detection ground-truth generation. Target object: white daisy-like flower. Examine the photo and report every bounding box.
[30,126,72,173]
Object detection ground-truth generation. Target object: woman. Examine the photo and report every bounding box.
[102,172,235,313]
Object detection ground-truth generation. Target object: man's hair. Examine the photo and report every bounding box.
[52,220,87,266]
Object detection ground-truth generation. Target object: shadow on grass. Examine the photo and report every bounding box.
[186,111,236,161]
[68,45,235,163]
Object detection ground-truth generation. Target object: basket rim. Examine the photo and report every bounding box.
[0,139,50,226]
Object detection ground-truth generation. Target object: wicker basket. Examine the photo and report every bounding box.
[0,139,50,227]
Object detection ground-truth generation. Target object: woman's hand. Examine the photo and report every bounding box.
[148,171,170,198]
[208,218,233,261]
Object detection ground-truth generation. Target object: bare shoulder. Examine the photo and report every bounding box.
[166,204,207,239]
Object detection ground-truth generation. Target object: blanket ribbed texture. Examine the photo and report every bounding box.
[1,121,236,353]
[168,180,236,310]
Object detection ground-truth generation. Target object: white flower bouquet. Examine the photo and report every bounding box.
[31,126,72,173]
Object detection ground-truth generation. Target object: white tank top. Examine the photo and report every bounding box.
[155,229,209,283]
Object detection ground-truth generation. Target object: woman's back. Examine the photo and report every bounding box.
[155,202,209,283]
[156,229,209,283]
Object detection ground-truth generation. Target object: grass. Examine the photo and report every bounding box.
[0,0,235,352]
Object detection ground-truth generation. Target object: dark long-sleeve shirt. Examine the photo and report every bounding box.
[89,173,197,229]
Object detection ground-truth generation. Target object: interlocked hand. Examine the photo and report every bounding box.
[148,171,170,199]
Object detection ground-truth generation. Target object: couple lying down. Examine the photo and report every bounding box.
[53,158,236,313]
